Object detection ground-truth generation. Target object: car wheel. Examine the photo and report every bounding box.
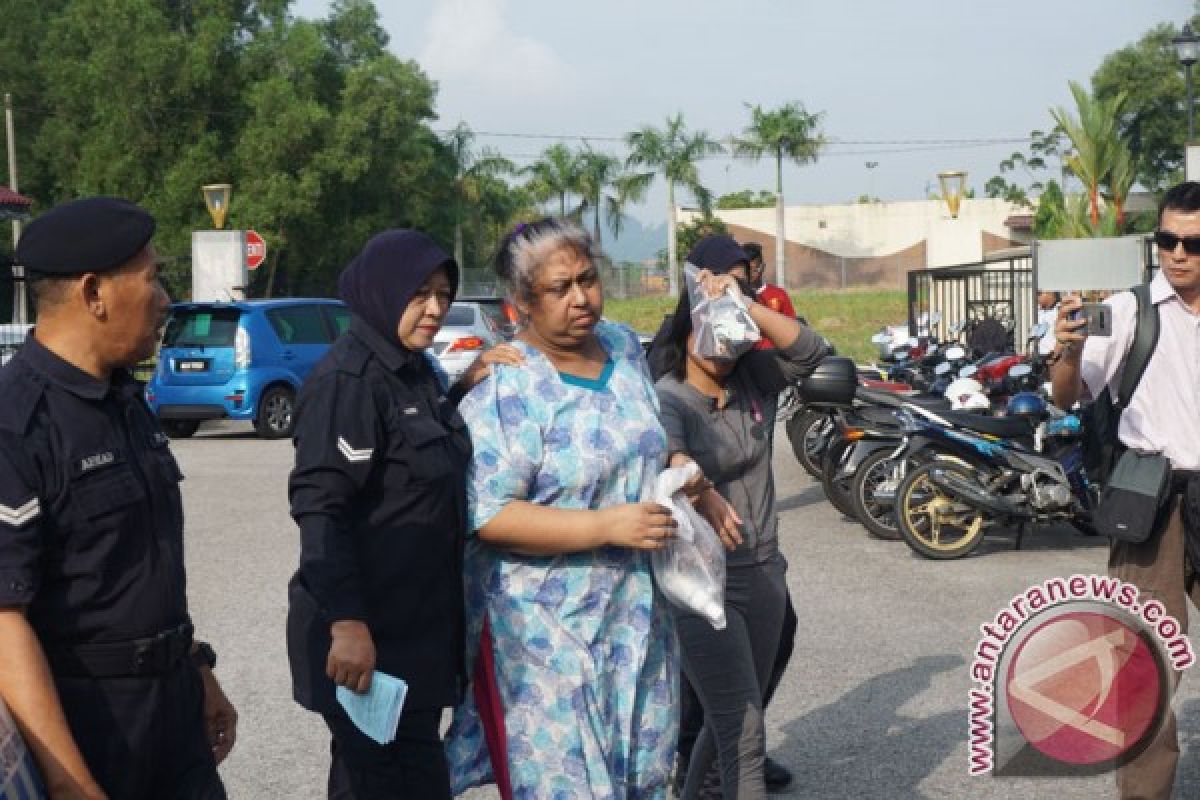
[160,420,200,439]
[255,386,296,439]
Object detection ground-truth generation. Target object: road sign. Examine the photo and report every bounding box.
[245,229,267,271]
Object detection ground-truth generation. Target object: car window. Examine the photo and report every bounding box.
[162,308,241,348]
[267,305,330,345]
[445,305,476,327]
[323,305,351,337]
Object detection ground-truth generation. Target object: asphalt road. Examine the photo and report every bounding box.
[177,421,1200,799]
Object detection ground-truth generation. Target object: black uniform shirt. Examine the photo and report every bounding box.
[0,335,190,644]
[288,316,470,712]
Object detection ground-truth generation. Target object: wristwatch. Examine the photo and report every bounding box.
[191,640,217,670]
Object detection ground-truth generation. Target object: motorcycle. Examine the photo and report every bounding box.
[890,393,1094,559]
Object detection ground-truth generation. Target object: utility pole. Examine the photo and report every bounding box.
[4,93,25,325]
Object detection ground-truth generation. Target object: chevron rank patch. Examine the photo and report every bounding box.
[337,437,373,463]
[0,497,40,528]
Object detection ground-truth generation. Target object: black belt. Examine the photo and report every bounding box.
[46,623,194,678]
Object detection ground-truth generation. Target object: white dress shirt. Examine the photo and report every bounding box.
[1080,272,1200,470]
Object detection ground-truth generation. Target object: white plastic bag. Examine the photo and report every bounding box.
[649,463,727,630]
[685,263,759,361]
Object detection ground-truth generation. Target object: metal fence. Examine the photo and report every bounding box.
[459,263,669,300]
[907,255,1035,347]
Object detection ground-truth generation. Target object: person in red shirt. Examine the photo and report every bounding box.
[743,242,797,350]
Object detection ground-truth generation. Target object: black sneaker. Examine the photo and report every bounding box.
[764,756,793,793]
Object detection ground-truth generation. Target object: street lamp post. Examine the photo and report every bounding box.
[1173,23,1199,142]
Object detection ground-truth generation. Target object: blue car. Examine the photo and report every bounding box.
[146,299,350,439]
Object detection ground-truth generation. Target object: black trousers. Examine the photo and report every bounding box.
[324,707,450,800]
[57,660,225,800]
[678,586,797,763]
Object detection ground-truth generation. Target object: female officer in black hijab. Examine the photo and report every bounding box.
[287,229,517,799]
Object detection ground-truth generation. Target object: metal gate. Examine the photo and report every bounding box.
[907,255,1035,349]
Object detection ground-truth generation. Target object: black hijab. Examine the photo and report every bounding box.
[337,229,459,342]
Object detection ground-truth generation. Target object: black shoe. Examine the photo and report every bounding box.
[764,755,793,792]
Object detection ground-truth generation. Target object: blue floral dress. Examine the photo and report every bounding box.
[445,321,678,799]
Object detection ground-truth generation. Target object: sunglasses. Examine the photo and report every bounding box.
[1154,230,1200,256]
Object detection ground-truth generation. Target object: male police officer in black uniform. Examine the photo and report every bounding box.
[0,197,236,799]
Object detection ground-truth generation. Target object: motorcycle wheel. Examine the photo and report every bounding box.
[788,409,830,479]
[820,438,859,519]
[895,461,989,559]
[850,449,906,541]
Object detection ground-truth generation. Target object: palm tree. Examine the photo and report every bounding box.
[1050,82,1128,228]
[576,144,654,249]
[733,102,824,289]
[524,143,582,216]
[626,113,725,295]
[444,123,515,266]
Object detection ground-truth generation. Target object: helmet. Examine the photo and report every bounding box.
[1006,391,1046,421]
[945,377,985,410]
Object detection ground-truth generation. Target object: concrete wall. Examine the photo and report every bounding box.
[688,197,1027,288]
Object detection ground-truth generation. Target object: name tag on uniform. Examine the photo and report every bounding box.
[79,451,116,473]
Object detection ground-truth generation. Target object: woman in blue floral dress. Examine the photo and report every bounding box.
[446,219,694,799]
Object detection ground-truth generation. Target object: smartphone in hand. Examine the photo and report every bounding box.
[1071,302,1113,337]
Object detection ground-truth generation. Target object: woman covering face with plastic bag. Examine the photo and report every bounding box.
[652,234,829,799]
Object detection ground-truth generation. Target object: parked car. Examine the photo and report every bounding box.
[458,295,519,339]
[431,301,504,385]
[145,298,349,439]
[0,323,32,366]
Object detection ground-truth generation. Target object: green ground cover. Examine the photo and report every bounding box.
[605,288,907,363]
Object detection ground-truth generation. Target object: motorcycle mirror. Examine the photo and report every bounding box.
[945,345,966,360]
[959,364,979,378]
[1008,363,1033,378]
[935,362,952,376]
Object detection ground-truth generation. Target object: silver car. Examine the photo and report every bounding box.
[432,302,504,384]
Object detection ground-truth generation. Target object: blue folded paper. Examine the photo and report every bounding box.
[336,671,409,745]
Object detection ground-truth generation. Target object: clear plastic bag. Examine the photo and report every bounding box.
[685,262,760,361]
[649,463,727,630]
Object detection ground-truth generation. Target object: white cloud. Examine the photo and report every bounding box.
[418,0,573,97]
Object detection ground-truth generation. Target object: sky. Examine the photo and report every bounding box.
[293,0,1193,228]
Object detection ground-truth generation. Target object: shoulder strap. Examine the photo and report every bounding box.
[1114,283,1160,414]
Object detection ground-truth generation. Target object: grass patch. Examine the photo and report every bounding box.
[605,288,907,363]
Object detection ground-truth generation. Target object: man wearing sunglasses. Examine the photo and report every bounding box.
[1051,181,1200,800]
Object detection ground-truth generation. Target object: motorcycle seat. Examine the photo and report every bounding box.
[941,410,1033,439]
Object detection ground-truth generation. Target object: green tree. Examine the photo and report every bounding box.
[575,145,653,249]
[625,113,725,295]
[1092,21,1196,191]
[444,123,515,267]
[1050,81,1130,227]
[524,143,582,217]
[716,189,776,209]
[732,102,824,289]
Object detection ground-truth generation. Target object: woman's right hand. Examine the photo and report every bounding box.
[599,502,677,550]
[327,620,375,694]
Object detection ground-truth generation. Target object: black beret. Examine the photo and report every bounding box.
[687,234,749,274]
[16,196,155,275]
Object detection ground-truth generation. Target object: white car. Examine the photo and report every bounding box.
[432,302,504,385]
[0,324,32,366]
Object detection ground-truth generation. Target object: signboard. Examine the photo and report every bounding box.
[246,229,267,271]
[1033,236,1148,291]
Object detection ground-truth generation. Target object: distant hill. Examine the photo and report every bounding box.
[600,217,666,264]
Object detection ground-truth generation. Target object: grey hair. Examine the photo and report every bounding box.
[494,217,599,302]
